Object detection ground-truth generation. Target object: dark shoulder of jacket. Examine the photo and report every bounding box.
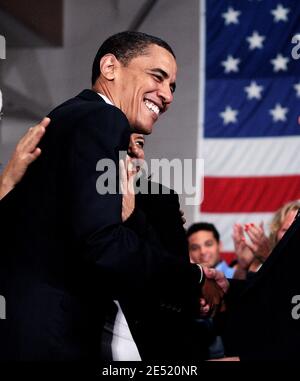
[48,90,129,128]
[46,90,131,149]
[136,180,178,206]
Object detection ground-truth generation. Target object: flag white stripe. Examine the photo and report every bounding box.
[202,137,300,176]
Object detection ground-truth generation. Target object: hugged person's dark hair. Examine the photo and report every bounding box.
[91,31,176,85]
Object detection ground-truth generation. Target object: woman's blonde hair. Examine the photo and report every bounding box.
[269,200,300,248]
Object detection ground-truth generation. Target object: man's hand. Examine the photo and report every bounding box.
[199,267,229,317]
[120,155,136,222]
[203,267,230,294]
[0,117,50,199]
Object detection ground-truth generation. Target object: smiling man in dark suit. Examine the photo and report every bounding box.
[0,31,227,361]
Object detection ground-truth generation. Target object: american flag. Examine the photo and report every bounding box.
[196,0,300,262]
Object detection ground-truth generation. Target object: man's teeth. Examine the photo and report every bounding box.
[144,100,160,115]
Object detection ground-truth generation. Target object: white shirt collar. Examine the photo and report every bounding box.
[97,92,114,106]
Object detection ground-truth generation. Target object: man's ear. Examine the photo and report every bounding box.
[99,54,118,81]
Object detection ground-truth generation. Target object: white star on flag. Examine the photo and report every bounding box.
[270,53,289,72]
[269,103,289,122]
[222,7,241,25]
[294,82,300,97]
[246,31,265,50]
[220,106,238,125]
[271,4,290,22]
[221,55,241,73]
[244,81,264,100]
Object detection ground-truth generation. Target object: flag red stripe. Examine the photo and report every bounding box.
[201,175,300,213]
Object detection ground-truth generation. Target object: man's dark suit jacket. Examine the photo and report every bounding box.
[223,213,300,360]
[124,182,214,360]
[0,89,202,361]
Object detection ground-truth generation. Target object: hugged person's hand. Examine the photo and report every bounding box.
[120,155,136,222]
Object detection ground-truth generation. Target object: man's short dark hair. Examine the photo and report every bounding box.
[91,31,176,85]
[186,222,220,243]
